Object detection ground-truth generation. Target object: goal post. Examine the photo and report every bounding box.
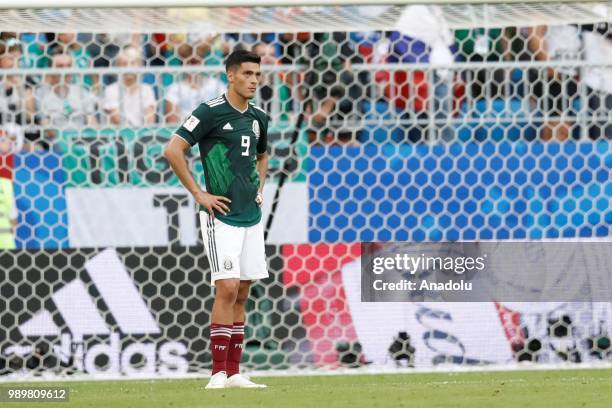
[0,2,609,32]
[0,0,610,380]
[8,0,608,8]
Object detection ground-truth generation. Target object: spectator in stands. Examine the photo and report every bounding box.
[252,42,275,62]
[527,25,582,141]
[146,33,203,87]
[103,46,157,127]
[350,31,386,64]
[454,27,509,100]
[86,33,139,68]
[145,33,227,89]
[384,5,457,142]
[581,21,612,139]
[47,33,92,70]
[225,32,256,53]
[33,33,95,91]
[276,32,310,103]
[146,33,186,68]
[0,41,33,128]
[163,44,225,124]
[0,40,46,150]
[302,32,366,144]
[257,35,304,122]
[305,85,356,145]
[277,32,308,65]
[0,123,24,153]
[85,33,142,86]
[30,52,98,148]
[1,32,46,70]
[193,33,229,66]
[252,41,290,117]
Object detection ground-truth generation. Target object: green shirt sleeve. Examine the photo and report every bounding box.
[175,103,213,146]
[256,113,269,154]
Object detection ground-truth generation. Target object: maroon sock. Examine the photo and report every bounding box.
[210,323,232,375]
[226,322,245,377]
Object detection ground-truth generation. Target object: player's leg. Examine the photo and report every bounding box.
[199,211,244,389]
[226,280,250,378]
[224,280,265,388]
[209,278,239,380]
[225,220,268,389]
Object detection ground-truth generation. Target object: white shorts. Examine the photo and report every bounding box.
[199,212,269,286]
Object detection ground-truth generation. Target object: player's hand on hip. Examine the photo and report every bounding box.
[255,192,263,207]
[194,191,231,218]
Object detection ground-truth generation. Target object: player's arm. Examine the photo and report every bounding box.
[255,151,268,207]
[256,152,268,193]
[163,135,231,217]
[254,115,269,207]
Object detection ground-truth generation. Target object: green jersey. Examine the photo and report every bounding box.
[176,94,269,227]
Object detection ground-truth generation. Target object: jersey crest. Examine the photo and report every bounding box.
[252,120,260,139]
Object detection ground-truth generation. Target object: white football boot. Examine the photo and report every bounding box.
[225,373,267,389]
[205,371,227,389]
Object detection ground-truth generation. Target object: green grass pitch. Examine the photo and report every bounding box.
[9,368,612,408]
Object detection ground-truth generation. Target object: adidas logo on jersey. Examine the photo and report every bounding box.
[4,248,188,376]
[223,122,233,130]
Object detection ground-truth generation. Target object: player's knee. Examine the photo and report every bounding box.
[235,293,248,306]
[215,279,240,303]
[235,282,251,305]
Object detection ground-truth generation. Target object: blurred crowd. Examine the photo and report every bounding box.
[0,19,610,152]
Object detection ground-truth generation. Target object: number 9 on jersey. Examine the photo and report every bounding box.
[241,135,250,156]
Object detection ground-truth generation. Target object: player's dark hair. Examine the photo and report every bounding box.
[225,49,261,72]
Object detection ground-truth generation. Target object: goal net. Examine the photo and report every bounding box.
[0,1,611,379]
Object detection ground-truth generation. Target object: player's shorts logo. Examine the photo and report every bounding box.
[224,258,233,271]
[252,120,260,139]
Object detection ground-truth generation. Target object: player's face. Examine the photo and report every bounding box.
[228,62,261,99]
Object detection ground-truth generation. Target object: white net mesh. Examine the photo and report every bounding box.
[0,2,611,379]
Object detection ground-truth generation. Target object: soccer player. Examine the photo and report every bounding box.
[164,50,269,389]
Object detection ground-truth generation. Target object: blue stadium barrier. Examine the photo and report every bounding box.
[308,141,611,242]
[14,152,69,248]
